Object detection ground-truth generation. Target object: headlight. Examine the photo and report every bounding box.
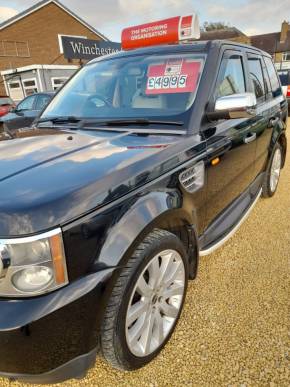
[0,228,68,297]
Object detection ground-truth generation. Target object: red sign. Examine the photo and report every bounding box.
[121,15,200,50]
[146,59,201,95]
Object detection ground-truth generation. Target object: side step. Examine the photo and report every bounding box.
[199,189,262,256]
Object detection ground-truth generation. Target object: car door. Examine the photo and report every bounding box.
[245,53,275,178]
[203,50,257,231]
[254,56,285,176]
[6,95,37,130]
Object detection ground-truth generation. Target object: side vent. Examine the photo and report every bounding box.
[179,161,205,193]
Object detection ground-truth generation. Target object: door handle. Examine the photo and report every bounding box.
[268,117,280,128]
[244,133,256,144]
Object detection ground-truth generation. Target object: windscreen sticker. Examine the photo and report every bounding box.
[146,59,201,94]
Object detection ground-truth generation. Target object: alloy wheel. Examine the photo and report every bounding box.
[270,148,282,193]
[125,249,185,357]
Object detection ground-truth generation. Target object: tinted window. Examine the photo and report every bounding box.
[217,56,245,97]
[17,95,36,110]
[264,57,282,97]
[35,94,51,110]
[247,57,265,100]
[41,53,206,122]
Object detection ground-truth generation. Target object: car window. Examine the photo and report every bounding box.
[247,57,265,101]
[17,95,36,111]
[264,57,283,97]
[41,53,206,122]
[216,55,245,98]
[278,71,289,86]
[0,97,13,106]
[35,94,51,110]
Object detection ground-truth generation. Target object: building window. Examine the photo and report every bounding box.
[7,81,24,101]
[0,41,30,57]
[282,52,290,61]
[51,77,68,91]
[23,79,38,96]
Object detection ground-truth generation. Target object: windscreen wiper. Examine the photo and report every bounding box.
[78,118,184,127]
[36,116,82,125]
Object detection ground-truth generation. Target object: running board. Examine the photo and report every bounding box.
[199,189,262,256]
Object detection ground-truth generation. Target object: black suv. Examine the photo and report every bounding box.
[0,40,287,384]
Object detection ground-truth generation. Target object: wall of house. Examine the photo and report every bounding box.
[3,66,78,100]
[41,68,77,91]
[0,2,103,95]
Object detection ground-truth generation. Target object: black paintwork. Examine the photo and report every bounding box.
[0,40,287,382]
[0,92,53,131]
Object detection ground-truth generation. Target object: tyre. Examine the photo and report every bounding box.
[100,228,188,370]
[262,142,283,198]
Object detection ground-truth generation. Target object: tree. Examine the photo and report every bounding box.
[203,21,231,31]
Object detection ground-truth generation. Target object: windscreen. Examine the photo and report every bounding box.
[0,98,12,106]
[41,53,205,120]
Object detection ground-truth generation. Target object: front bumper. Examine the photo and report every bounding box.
[0,268,115,384]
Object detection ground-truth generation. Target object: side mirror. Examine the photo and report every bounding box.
[207,93,257,121]
[15,108,24,116]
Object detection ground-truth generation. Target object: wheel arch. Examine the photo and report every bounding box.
[277,132,287,168]
[269,125,287,168]
[97,190,199,280]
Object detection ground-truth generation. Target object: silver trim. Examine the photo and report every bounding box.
[179,161,205,193]
[199,189,262,256]
[244,133,257,144]
[215,92,257,112]
[0,228,61,245]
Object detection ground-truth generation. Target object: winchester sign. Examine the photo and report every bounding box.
[61,36,121,60]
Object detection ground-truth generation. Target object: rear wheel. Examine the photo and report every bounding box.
[100,229,188,370]
[262,143,282,198]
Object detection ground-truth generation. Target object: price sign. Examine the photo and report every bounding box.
[146,59,201,94]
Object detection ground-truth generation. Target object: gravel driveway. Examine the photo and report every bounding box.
[2,128,289,387]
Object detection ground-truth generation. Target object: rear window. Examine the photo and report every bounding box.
[0,97,13,106]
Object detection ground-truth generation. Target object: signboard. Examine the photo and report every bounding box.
[146,59,201,94]
[121,14,200,50]
[61,36,121,60]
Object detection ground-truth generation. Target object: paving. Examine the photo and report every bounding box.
[1,128,289,387]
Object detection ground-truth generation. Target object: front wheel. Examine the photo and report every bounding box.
[262,143,282,198]
[100,229,188,370]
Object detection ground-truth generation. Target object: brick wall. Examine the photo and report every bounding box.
[0,2,103,94]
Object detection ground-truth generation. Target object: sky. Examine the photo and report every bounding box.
[0,0,290,41]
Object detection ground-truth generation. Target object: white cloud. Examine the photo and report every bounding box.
[0,0,288,39]
[204,0,290,35]
[118,0,192,15]
[0,6,18,22]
